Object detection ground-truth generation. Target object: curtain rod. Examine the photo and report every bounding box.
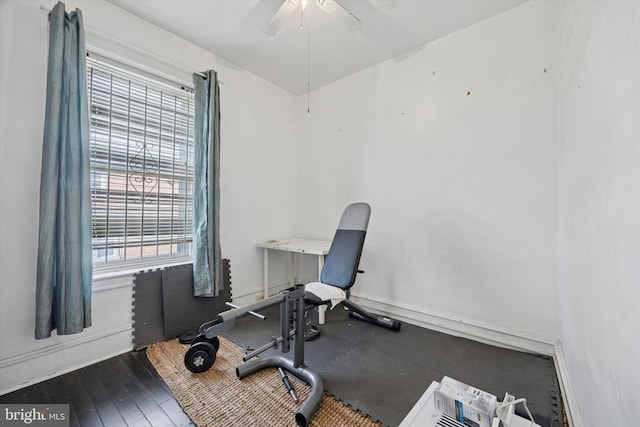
[40,5,212,81]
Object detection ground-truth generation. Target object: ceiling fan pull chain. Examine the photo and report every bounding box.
[307,6,311,118]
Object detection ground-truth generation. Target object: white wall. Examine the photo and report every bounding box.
[557,1,640,425]
[0,0,298,394]
[295,1,558,350]
[4,0,639,424]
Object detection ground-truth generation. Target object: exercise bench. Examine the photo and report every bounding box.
[183,202,401,426]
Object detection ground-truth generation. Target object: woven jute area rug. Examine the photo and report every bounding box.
[146,337,381,427]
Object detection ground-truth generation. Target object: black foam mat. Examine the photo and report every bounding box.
[223,304,561,427]
[161,261,232,339]
[133,269,165,347]
[133,260,232,348]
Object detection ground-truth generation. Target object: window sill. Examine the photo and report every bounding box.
[93,256,193,281]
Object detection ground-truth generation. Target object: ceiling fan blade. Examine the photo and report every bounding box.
[263,0,299,36]
[316,0,362,33]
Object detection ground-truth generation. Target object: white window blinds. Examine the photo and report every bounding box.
[87,55,194,265]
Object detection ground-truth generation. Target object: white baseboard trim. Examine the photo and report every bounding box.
[0,326,132,369]
[0,326,133,395]
[0,344,133,396]
[234,288,555,354]
[553,341,584,427]
[349,294,556,355]
[232,282,293,306]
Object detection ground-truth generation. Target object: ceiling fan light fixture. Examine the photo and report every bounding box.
[263,0,300,36]
[316,0,362,33]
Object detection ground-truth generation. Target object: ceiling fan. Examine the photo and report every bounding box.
[263,0,363,36]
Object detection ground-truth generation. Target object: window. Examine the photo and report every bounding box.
[87,55,194,266]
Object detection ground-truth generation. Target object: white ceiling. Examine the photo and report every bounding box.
[107,0,526,95]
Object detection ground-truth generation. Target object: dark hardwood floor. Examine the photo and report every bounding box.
[0,350,194,427]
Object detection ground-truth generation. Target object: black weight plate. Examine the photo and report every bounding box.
[210,336,220,352]
[191,333,208,345]
[184,342,216,373]
[179,330,198,345]
[191,333,220,352]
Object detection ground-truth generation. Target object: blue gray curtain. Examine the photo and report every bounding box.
[35,2,92,339]
[192,70,222,297]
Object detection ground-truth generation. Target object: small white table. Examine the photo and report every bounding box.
[257,237,331,299]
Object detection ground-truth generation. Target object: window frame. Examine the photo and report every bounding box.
[86,52,196,274]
